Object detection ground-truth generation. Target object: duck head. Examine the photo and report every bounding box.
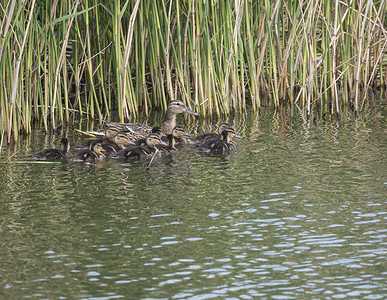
[114,132,135,148]
[221,127,244,143]
[90,142,106,157]
[105,125,121,142]
[146,134,168,148]
[167,100,198,116]
[172,126,192,139]
[218,123,243,139]
[151,126,166,138]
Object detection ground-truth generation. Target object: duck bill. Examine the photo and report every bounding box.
[158,140,169,146]
[185,107,199,116]
[125,139,136,145]
[183,131,192,137]
[234,132,244,139]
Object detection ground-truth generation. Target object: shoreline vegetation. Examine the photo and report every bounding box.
[0,0,386,143]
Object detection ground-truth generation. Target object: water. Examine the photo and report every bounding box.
[0,109,386,299]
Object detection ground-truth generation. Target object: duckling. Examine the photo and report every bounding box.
[78,132,135,152]
[132,127,165,147]
[33,137,71,161]
[195,127,243,155]
[113,133,168,160]
[74,141,106,162]
[75,133,135,155]
[159,126,192,153]
[102,133,135,155]
[104,124,139,143]
[169,125,192,146]
[106,100,198,137]
[190,122,232,144]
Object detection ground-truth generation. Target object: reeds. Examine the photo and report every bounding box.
[0,0,386,142]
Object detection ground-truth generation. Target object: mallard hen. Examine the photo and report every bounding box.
[105,100,198,138]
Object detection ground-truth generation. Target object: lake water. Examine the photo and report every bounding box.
[0,107,386,299]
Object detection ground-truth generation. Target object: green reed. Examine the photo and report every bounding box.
[0,0,386,143]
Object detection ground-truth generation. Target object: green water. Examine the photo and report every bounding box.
[0,109,386,299]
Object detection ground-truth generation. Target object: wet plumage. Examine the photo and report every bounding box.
[159,126,192,153]
[113,134,168,160]
[74,141,106,162]
[33,138,71,161]
[194,124,243,155]
[75,133,134,156]
[190,122,232,145]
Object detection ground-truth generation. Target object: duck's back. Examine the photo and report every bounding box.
[34,149,65,161]
[190,132,219,144]
[196,138,236,154]
[114,145,149,159]
[75,139,104,149]
[74,149,101,162]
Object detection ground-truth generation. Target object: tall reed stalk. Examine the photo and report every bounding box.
[0,0,386,142]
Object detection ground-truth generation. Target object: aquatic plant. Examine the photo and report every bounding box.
[0,0,386,142]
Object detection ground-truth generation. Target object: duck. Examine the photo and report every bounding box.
[105,100,198,138]
[131,127,165,147]
[74,141,106,162]
[159,126,192,153]
[33,137,71,161]
[75,132,135,155]
[113,133,168,160]
[169,125,192,146]
[190,122,235,144]
[195,126,243,155]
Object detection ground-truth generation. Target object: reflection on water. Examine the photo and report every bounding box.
[0,108,386,299]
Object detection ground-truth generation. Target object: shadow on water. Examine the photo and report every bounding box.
[0,106,386,299]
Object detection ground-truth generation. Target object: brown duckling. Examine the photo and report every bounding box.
[33,138,71,161]
[195,127,243,155]
[132,127,165,147]
[106,100,198,137]
[159,126,192,153]
[76,132,135,155]
[169,125,192,146]
[74,141,106,162]
[113,133,168,160]
[190,122,232,145]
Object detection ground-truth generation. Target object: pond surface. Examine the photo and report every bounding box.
[0,108,386,299]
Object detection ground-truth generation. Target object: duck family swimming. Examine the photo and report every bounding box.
[33,101,243,163]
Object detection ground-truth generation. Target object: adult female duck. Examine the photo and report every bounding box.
[105,100,198,138]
